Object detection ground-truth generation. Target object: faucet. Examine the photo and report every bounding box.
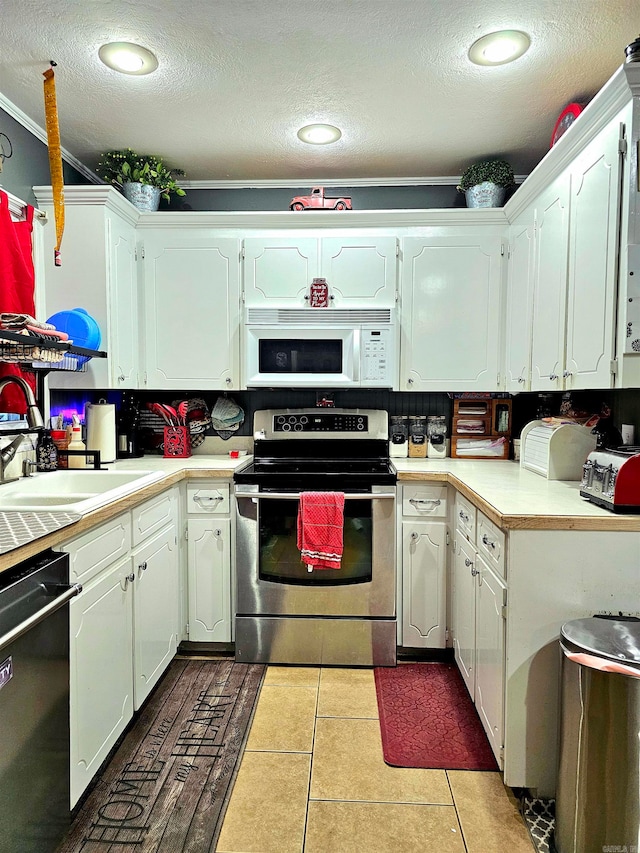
[0,376,44,485]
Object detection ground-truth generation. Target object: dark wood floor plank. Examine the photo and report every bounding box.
[57,657,265,853]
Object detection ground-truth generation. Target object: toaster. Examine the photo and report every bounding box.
[580,447,640,512]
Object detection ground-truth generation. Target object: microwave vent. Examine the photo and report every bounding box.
[247,307,393,324]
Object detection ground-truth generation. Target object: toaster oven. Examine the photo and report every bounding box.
[580,447,640,512]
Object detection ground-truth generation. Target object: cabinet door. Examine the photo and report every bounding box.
[131,523,179,709]
[475,556,506,766]
[565,117,624,389]
[243,237,319,305]
[452,536,476,699]
[70,557,133,807]
[401,520,446,648]
[530,173,570,391]
[141,230,240,389]
[107,210,139,387]
[504,208,534,391]
[320,236,397,307]
[401,234,503,391]
[188,517,231,642]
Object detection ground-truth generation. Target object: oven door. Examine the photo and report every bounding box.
[244,325,358,387]
[235,485,395,617]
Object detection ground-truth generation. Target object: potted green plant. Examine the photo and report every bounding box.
[457,159,514,208]
[97,148,186,210]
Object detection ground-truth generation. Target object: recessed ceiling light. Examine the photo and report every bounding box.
[297,124,342,144]
[98,42,158,75]
[468,30,530,66]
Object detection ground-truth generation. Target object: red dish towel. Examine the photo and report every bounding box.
[297,491,345,570]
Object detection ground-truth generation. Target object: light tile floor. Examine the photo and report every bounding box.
[216,666,536,853]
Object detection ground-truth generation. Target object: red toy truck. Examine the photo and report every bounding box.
[290,187,352,210]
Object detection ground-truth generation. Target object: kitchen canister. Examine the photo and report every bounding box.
[408,416,427,458]
[389,415,408,458]
[85,399,117,463]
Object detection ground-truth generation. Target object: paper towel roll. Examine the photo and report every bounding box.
[85,401,116,464]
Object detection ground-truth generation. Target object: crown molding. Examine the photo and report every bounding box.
[134,207,508,229]
[33,185,140,226]
[0,91,100,185]
[505,64,632,221]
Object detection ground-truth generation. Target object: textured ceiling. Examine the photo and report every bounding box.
[0,0,639,183]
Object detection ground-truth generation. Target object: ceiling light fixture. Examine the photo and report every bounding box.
[468,30,530,66]
[297,124,342,144]
[98,42,158,75]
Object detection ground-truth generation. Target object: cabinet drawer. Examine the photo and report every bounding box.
[476,512,506,579]
[62,513,132,586]
[131,488,177,545]
[187,483,230,515]
[402,484,447,517]
[454,492,476,541]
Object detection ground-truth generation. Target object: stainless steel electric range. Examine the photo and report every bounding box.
[234,408,397,666]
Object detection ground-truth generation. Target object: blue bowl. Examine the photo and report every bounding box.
[46,308,102,351]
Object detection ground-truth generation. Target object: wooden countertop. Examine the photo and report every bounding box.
[393,458,640,531]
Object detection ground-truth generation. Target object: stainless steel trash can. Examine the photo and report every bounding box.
[555,616,640,853]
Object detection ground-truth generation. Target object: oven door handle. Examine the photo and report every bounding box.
[244,492,396,500]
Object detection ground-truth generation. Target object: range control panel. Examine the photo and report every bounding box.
[273,413,368,432]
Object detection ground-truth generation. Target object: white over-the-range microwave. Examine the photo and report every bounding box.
[243,307,398,388]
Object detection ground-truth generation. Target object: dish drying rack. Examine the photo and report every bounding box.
[0,328,106,371]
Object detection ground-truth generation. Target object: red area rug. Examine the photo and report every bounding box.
[374,662,498,770]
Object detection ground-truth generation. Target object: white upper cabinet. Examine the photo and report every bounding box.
[530,173,571,391]
[565,114,625,390]
[34,186,139,389]
[400,232,504,391]
[243,235,397,307]
[504,206,535,391]
[140,229,240,389]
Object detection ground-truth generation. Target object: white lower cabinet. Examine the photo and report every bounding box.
[69,554,133,807]
[65,488,179,807]
[451,493,506,767]
[399,484,447,648]
[131,522,179,708]
[474,554,506,762]
[186,482,232,643]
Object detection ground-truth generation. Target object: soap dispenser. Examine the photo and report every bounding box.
[67,415,87,469]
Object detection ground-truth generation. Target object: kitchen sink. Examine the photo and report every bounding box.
[0,469,165,515]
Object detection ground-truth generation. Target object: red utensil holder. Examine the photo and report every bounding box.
[163,426,191,458]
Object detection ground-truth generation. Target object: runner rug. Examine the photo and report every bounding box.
[374,662,498,770]
[57,656,265,853]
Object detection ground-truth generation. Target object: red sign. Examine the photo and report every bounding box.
[309,278,329,307]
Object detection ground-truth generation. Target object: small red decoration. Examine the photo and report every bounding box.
[551,103,584,147]
[290,186,352,210]
[309,277,329,307]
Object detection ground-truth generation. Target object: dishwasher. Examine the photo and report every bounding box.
[0,549,81,853]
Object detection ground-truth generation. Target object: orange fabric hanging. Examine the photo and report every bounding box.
[43,64,65,266]
[0,192,37,413]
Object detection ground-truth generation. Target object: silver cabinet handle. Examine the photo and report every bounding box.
[225,377,232,385]
[409,498,441,509]
[407,377,414,385]
[464,557,473,567]
[517,377,526,384]
[139,561,148,572]
[464,557,479,577]
[410,531,419,542]
[459,510,469,522]
[481,534,496,550]
[214,528,222,537]
[194,494,224,504]
[563,370,572,378]
[549,373,559,381]
[127,573,135,583]
[118,373,125,383]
